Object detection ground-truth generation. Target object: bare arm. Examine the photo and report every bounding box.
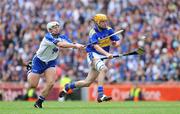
[57,41,76,48]
[93,44,113,58]
[94,44,109,55]
[56,41,85,49]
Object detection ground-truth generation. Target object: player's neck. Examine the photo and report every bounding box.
[51,34,59,38]
[95,25,106,32]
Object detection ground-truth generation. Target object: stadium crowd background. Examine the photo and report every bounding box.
[0,0,179,84]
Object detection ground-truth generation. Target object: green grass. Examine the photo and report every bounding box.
[0,101,180,114]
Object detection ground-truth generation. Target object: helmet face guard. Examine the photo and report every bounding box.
[47,21,60,31]
[93,14,108,28]
[46,21,60,35]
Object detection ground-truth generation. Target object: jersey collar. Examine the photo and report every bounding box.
[94,24,107,32]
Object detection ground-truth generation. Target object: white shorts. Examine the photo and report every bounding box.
[87,52,107,71]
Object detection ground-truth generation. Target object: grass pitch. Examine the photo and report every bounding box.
[0,101,180,114]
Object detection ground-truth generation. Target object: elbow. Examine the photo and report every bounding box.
[57,44,64,48]
[111,41,119,47]
[114,44,120,48]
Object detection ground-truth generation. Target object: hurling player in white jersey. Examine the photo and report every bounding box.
[27,21,84,108]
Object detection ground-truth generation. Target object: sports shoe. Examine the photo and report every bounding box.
[97,95,112,103]
[34,101,42,108]
[59,89,73,98]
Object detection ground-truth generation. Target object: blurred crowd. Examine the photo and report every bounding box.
[0,0,179,83]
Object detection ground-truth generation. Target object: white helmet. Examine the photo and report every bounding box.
[46,21,60,32]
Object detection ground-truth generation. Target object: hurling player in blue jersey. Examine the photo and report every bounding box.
[27,21,84,108]
[59,14,120,102]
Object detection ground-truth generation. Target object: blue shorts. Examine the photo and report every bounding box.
[31,56,56,74]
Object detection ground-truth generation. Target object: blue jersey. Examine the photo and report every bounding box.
[86,26,119,55]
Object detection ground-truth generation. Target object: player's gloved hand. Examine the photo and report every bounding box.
[74,43,85,49]
[26,61,32,71]
[106,53,113,59]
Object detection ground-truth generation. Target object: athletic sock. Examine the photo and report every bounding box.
[36,96,45,104]
[98,86,104,97]
[65,82,76,91]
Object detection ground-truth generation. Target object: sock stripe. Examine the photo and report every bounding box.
[98,86,104,97]
[70,83,76,89]
[65,83,76,91]
[39,96,45,101]
[65,84,70,91]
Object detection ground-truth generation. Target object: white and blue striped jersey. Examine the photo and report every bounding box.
[36,33,72,62]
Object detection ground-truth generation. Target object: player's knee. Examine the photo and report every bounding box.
[28,79,38,88]
[84,81,92,87]
[46,80,55,88]
[27,73,40,88]
[28,81,38,88]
